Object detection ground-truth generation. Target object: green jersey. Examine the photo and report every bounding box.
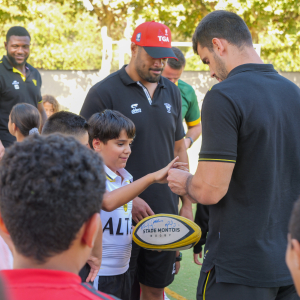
[176,79,200,126]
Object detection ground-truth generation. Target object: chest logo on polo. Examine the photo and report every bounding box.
[32,79,37,86]
[12,80,20,90]
[164,103,172,113]
[131,104,142,114]
[123,204,128,212]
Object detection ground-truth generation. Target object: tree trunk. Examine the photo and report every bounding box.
[98,26,113,79]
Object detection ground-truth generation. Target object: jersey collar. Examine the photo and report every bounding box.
[1,55,29,71]
[104,165,133,183]
[227,63,276,79]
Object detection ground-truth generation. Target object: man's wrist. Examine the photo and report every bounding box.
[176,252,182,262]
[185,137,194,148]
[185,174,193,195]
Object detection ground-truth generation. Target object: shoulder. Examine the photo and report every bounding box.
[80,283,121,299]
[27,63,42,79]
[90,70,123,93]
[160,77,181,103]
[203,83,240,115]
[178,79,195,95]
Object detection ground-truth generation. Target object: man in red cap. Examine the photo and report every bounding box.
[81,21,192,300]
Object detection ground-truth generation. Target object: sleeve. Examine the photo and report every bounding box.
[80,86,112,121]
[184,88,201,127]
[199,88,240,163]
[174,88,185,141]
[37,71,42,103]
[193,204,209,254]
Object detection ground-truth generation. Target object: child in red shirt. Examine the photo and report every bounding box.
[0,134,119,300]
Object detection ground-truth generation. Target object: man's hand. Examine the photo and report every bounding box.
[167,169,192,196]
[132,197,154,224]
[86,255,102,282]
[0,141,5,161]
[194,251,203,266]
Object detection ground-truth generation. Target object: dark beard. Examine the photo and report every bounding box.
[7,51,28,67]
[135,66,162,83]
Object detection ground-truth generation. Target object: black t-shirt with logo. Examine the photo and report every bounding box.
[80,65,185,218]
[199,64,300,287]
[0,56,42,147]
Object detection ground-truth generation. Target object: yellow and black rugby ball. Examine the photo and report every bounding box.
[133,214,201,251]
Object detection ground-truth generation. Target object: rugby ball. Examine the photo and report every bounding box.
[133,214,201,251]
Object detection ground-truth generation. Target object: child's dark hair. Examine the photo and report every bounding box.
[42,111,88,137]
[42,95,60,113]
[289,197,300,242]
[10,103,40,137]
[88,110,136,149]
[0,134,106,263]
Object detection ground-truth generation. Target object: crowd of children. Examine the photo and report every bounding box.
[0,104,189,300]
[0,103,300,300]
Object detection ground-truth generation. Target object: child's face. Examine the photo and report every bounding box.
[96,129,133,173]
[43,102,55,118]
[286,234,300,296]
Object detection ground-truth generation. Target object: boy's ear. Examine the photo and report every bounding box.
[81,213,101,248]
[92,138,102,152]
[291,239,300,270]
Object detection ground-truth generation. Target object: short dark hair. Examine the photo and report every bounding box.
[10,103,40,137]
[88,110,136,149]
[0,134,106,263]
[192,10,252,53]
[6,26,30,42]
[42,111,88,137]
[289,197,300,242]
[167,47,186,70]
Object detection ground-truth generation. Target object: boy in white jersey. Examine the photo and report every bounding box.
[88,110,184,300]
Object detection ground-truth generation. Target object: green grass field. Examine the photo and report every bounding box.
[166,135,203,300]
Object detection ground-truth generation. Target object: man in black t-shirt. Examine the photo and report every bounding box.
[168,11,300,300]
[0,26,47,156]
[81,22,192,300]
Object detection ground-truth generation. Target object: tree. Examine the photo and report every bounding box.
[130,0,300,71]
[0,0,103,70]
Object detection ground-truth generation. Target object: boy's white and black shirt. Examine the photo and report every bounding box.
[97,165,133,276]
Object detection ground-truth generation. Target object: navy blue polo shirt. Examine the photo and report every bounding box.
[200,63,300,287]
[0,56,42,147]
[80,65,185,218]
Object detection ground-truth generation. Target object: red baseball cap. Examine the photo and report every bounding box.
[131,21,178,60]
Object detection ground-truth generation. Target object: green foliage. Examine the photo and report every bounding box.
[130,0,300,72]
[0,0,102,70]
[0,0,299,71]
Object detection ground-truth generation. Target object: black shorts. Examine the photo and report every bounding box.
[94,269,131,300]
[129,241,176,289]
[197,267,299,300]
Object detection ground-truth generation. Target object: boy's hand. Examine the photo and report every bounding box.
[86,255,102,282]
[154,157,188,184]
[172,162,189,172]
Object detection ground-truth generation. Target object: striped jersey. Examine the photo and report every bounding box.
[97,165,133,276]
